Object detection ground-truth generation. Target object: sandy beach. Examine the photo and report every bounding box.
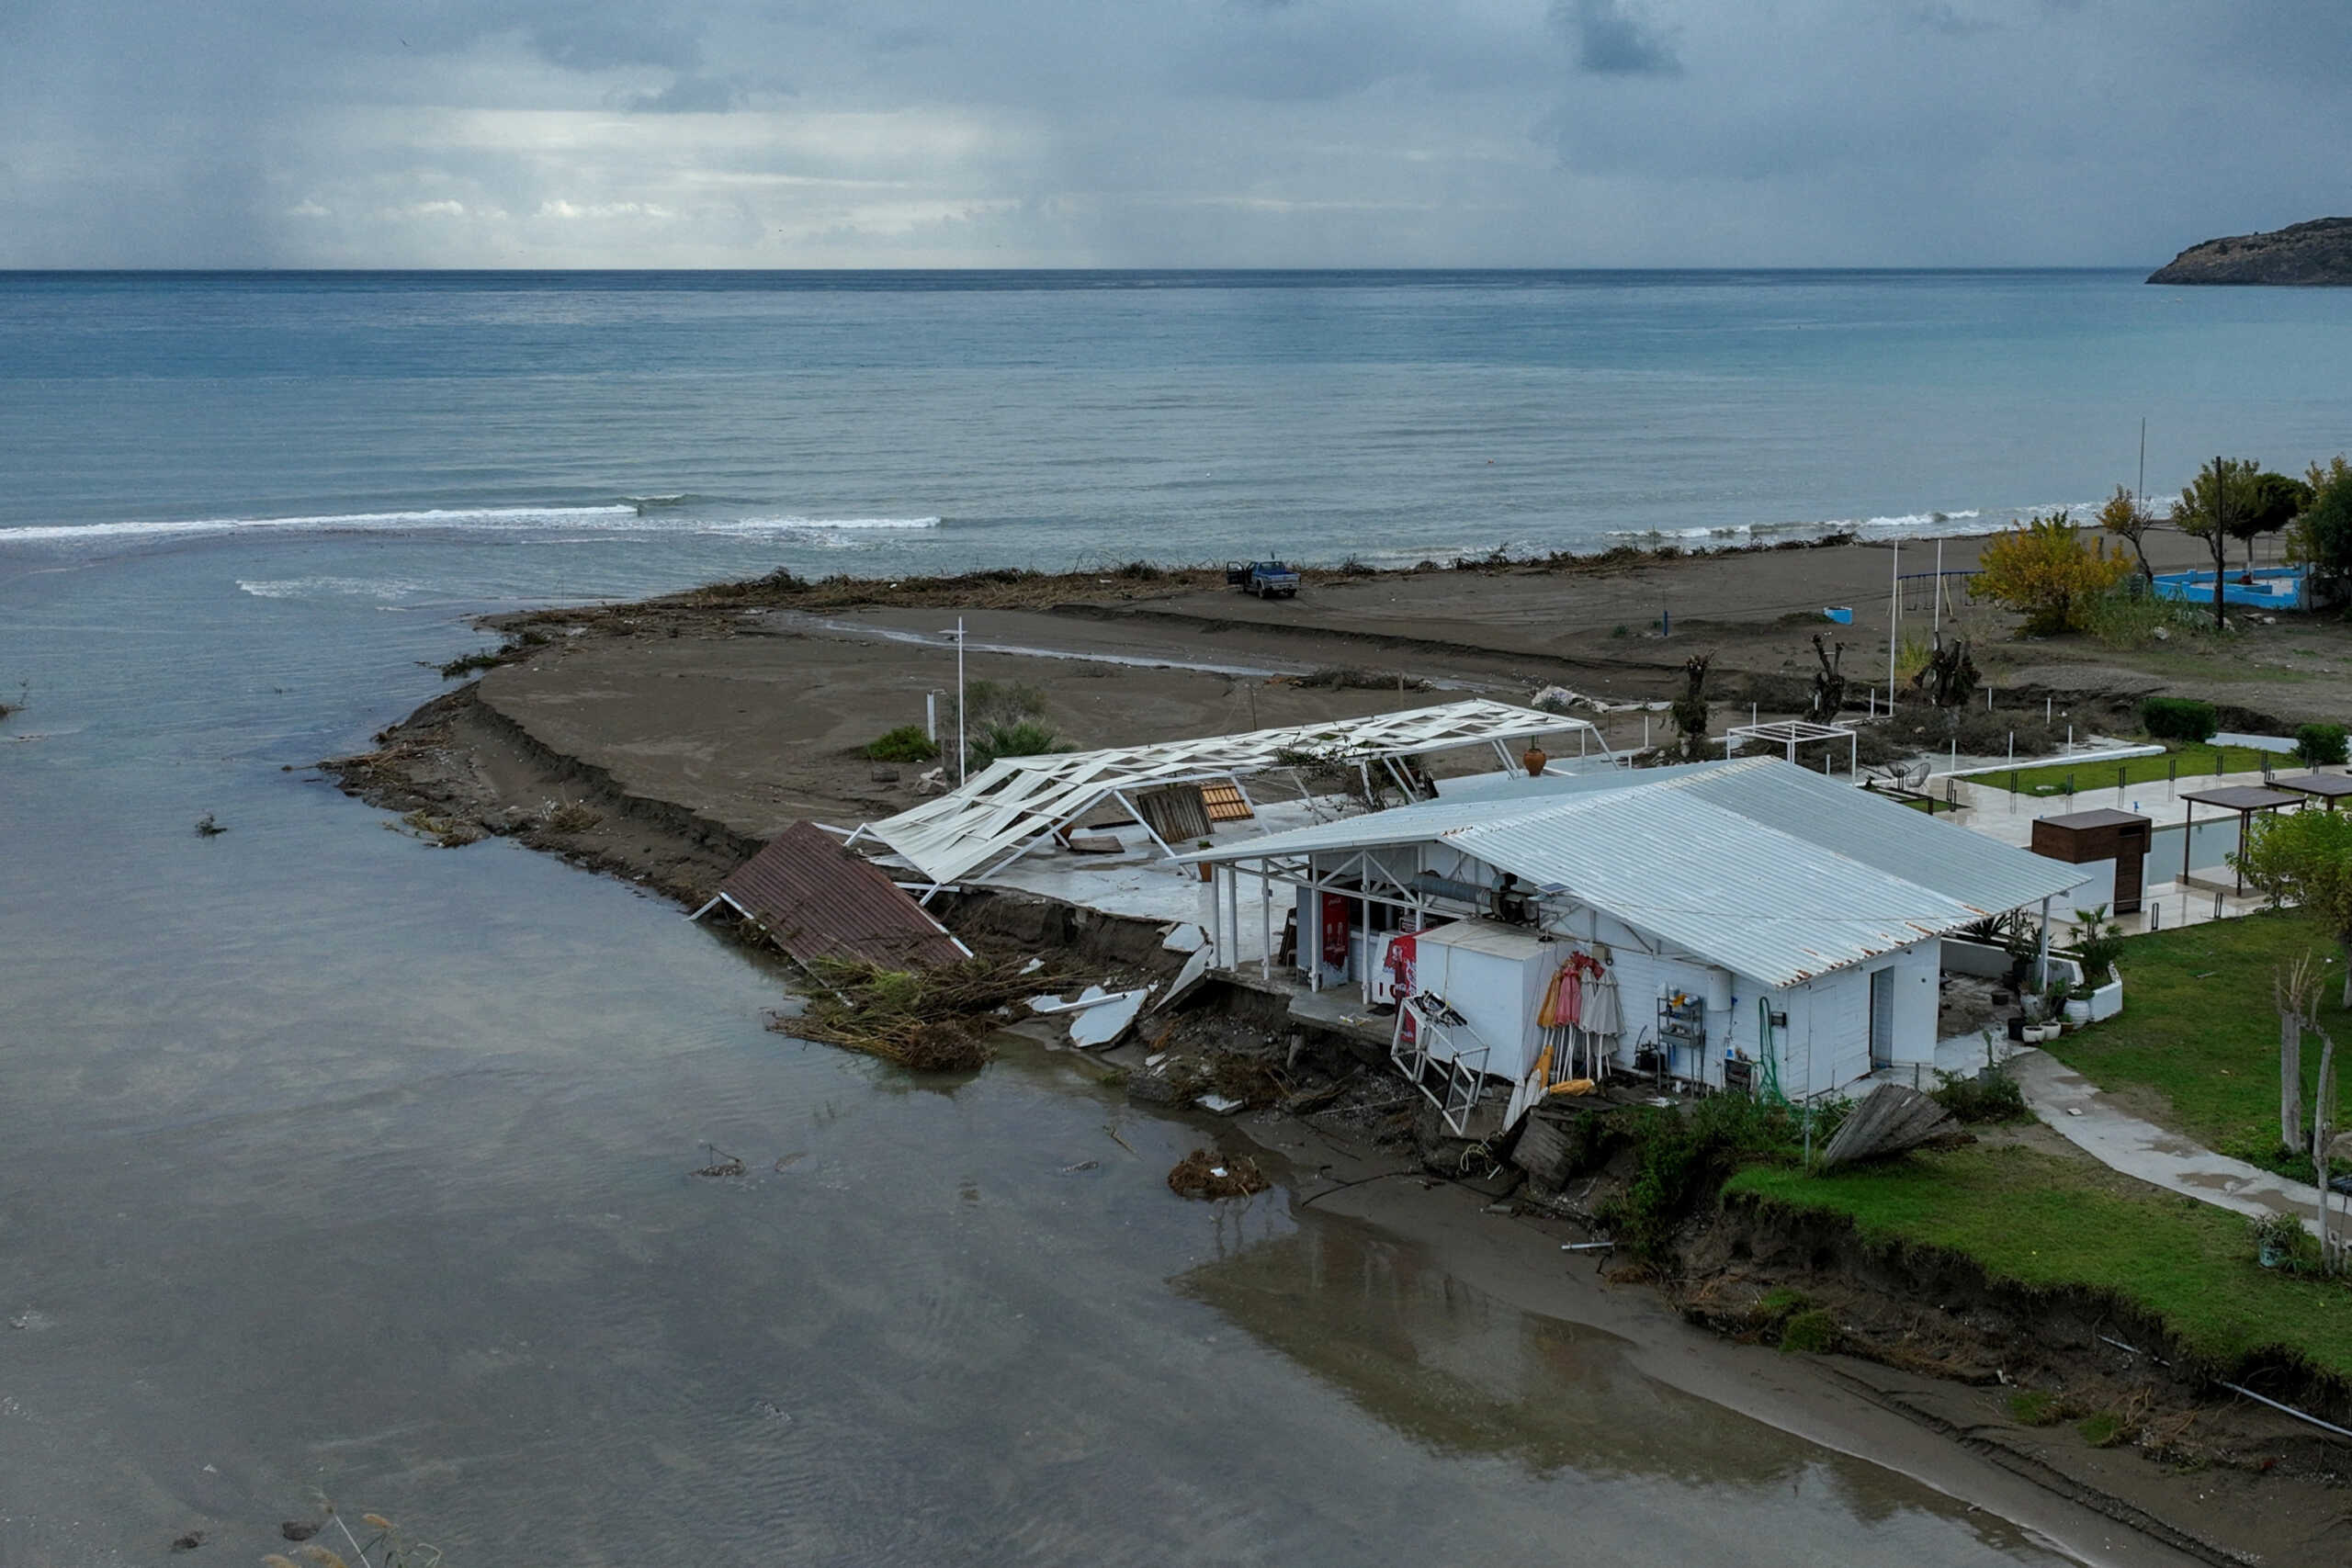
[333,525,2344,903]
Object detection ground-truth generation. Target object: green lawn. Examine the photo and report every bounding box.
[1728,1144,2352,1382]
[1984,742,2281,798]
[2044,909,2352,1171]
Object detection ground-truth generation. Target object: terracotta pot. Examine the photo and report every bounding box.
[1521,744,1548,777]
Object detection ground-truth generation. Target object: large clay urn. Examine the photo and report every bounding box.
[1521,742,1548,777]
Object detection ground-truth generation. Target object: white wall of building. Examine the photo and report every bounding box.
[1282,840,1947,1101]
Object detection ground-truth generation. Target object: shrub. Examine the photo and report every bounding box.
[2140,696,2218,743]
[1974,513,2130,634]
[1597,1094,1801,1261]
[965,680,1046,725]
[2085,584,2205,649]
[967,719,1067,772]
[1931,1064,2029,1124]
[2296,723,2348,766]
[1779,1309,1839,1354]
[865,725,940,762]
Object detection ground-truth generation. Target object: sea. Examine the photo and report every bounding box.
[3,269,2346,1564]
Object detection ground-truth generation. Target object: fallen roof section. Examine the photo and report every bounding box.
[857,699,1603,887]
[702,820,971,970]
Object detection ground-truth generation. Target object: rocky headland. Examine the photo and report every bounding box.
[2148,216,2352,285]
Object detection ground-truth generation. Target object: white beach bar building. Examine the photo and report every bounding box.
[1180,758,2089,1123]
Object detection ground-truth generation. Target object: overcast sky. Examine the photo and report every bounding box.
[4,0,2346,268]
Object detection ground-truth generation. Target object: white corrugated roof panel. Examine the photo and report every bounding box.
[1181,757,2086,987]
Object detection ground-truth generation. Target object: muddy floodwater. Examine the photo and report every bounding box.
[0,543,2167,1566]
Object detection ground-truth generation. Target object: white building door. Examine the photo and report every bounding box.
[1868,967,1894,1069]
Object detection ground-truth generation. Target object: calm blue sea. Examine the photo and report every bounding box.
[0,270,2333,1563]
[5,269,2348,604]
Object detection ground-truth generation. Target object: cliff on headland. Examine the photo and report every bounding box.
[2147,216,2352,285]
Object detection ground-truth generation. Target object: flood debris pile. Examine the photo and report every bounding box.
[1166,1147,1271,1200]
[779,954,1074,1071]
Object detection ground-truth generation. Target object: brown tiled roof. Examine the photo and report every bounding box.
[718,821,968,971]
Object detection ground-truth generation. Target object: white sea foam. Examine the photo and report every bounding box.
[0,505,640,545]
[0,506,942,547]
[236,576,424,601]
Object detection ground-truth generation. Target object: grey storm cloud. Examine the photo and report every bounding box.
[3,0,2349,268]
[1557,0,1680,74]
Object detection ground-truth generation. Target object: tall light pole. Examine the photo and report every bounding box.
[944,616,967,784]
[1887,537,1900,712]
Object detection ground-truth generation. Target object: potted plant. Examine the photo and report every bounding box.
[2069,904,2124,988]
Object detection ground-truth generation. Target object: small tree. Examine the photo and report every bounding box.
[2238,810,2352,1007]
[2096,485,2158,589]
[1805,635,1847,724]
[2174,457,2262,629]
[2288,455,2352,599]
[1975,513,2129,635]
[2233,472,2312,571]
[1669,655,1712,762]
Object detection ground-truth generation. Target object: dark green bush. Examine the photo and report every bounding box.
[2295,722,2348,766]
[2140,696,2217,743]
[1779,1309,1839,1354]
[865,726,940,763]
[1931,1064,2029,1124]
[1597,1095,1803,1261]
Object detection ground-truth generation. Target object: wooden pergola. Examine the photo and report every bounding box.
[2181,784,2304,894]
[2278,773,2352,813]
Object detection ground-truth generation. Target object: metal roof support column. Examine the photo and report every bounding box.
[1232,864,1250,973]
[2034,895,2052,987]
[1209,863,1229,968]
[1261,870,1273,978]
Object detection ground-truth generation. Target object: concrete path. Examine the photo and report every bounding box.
[2011,1048,2335,1229]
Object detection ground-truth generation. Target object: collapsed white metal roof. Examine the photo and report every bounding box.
[1179,757,2088,987]
[860,700,1600,886]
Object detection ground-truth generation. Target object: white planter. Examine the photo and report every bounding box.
[2063,998,2093,1026]
[2088,965,2124,1022]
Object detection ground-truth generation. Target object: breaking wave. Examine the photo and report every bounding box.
[0,507,943,546]
[235,576,425,601]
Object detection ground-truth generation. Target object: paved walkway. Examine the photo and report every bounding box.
[2011,1047,2336,1230]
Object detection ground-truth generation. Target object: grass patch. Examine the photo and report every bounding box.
[1726,1143,2352,1382]
[2007,1389,2064,1426]
[1983,741,2278,797]
[2075,1411,2129,1448]
[2041,909,2352,1171]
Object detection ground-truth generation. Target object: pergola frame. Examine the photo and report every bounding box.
[1724,718,1859,777]
[852,700,1612,895]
